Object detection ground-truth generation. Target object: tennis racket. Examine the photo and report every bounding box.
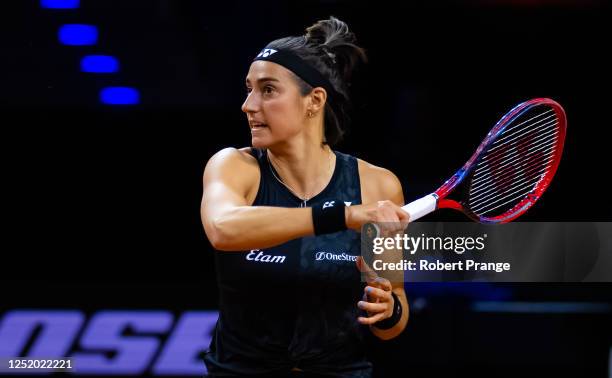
[402,97,566,224]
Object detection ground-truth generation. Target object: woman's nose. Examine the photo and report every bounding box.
[241,91,259,114]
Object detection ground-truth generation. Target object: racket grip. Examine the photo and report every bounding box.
[401,194,437,222]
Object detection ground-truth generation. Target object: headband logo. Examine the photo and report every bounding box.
[256,48,278,58]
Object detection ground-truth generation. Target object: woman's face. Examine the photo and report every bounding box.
[242,61,309,148]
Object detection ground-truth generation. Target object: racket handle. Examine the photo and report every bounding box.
[401,194,437,222]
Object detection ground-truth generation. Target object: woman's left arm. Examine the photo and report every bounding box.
[356,161,410,340]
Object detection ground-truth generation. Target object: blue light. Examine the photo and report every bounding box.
[40,0,80,9]
[58,24,98,46]
[81,55,119,73]
[100,87,140,105]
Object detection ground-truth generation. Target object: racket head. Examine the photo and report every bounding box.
[434,98,567,223]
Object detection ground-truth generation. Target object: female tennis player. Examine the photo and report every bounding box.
[201,17,409,377]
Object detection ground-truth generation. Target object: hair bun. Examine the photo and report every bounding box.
[305,16,367,85]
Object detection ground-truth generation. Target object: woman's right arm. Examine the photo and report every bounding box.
[201,148,408,251]
[201,148,314,251]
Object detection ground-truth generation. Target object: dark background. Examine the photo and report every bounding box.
[1,1,611,377]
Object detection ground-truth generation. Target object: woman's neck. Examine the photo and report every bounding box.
[267,141,336,201]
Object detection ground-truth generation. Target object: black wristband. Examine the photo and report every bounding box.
[374,291,402,330]
[312,199,347,235]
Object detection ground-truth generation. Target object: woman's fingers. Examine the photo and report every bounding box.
[376,200,409,236]
[356,258,392,295]
[397,206,411,224]
[373,277,392,292]
[357,312,387,325]
[377,201,398,236]
[345,200,410,231]
[356,256,378,283]
[364,285,392,302]
[357,300,387,313]
[356,273,394,325]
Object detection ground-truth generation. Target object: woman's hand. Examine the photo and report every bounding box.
[355,256,395,325]
[345,200,410,234]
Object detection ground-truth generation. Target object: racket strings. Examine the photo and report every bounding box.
[470,152,556,215]
[471,132,557,191]
[470,163,553,215]
[470,153,554,202]
[473,107,557,173]
[471,131,558,194]
[480,117,557,162]
[470,148,557,213]
[471,161,553,216]
[475,111,556,172]
[486,109,555,149]
[467,106,560,216]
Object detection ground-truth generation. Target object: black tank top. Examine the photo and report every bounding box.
[204,148,373,377]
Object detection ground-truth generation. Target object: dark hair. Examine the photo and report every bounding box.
[266,16,367,146]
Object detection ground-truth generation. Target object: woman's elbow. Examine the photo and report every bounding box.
[208,232,232,251]
[206,216,239,251]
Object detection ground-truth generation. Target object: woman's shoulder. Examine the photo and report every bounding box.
[207,147,258,166]
[356,157,404,204]
[356,158,401,187]
[204,147,260,178]
[203,147,262,202]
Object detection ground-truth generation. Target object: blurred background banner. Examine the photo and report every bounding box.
[1,1,611,377]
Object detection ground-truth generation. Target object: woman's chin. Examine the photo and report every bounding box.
[250,127,271,147]
[251,136,271,149]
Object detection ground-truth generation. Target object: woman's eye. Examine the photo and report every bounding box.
[245,86,274,96]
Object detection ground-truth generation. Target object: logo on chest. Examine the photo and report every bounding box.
[314,251,358,262]
[246,249,286,264]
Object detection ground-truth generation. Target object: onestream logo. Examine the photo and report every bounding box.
[314,251,357,262]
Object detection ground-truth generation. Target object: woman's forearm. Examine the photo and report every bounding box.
[204,206,314,251]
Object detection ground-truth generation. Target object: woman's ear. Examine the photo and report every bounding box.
[308,87,328,115]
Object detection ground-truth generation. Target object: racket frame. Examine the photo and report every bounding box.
[402,98,567,224]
